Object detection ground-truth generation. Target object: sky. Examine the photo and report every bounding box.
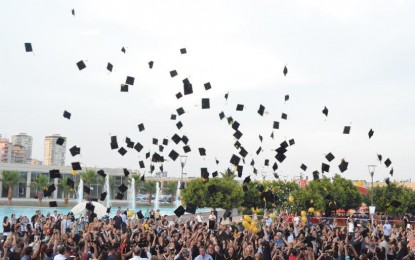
[1,0,415,182]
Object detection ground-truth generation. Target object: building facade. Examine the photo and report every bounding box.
[44,135,66,166]
[0,139,12,163]
[11,145,26,164]
[11,133,33,163]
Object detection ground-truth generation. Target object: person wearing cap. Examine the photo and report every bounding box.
[194,246,213,260]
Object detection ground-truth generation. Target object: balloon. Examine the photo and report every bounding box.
[288,196,294,203]
[269,213,275,219]
[242,221,251,229]
[243,215,252,222]
[250,221,257,228]
[128,210,134,217]
[308,207,315,213]
[144,224,149,230]
[252,227,260,234]
[301,216,307,223]
[301,211,307,217]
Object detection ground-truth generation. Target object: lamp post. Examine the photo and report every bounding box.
[368,165,376,206]
[180,156,188,182]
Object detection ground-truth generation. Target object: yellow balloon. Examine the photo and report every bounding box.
[144,224,149,230]
[128,210,134,217]
[243,215,252,222]
[301,216,307,223]
[308,207,315,213]
[250,221,257,228]
[269,213,275,219]
[301,211,307,217]
[252,227,260,234]
[288,196,294,203]
[242,221,251,229]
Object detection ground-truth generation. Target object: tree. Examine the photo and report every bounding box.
[365,183,415,214]
[58,176,75,205]
[32,175,49,206]
[220,168,236,181]
[165,181,178,204]
[182,177,244,210]
[142,181,157,204]
[80,170,97,199]
[240,182,262,214]
[0,171,20,206]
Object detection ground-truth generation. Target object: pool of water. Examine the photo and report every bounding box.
[0,205,208,232]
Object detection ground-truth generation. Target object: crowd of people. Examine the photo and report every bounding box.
[1,206,415,260]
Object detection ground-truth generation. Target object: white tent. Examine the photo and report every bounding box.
[70,201,107,217]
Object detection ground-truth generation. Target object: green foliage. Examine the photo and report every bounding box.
[142,181,157,195]
[365,183,415,214]
[58,176,74,195]
[165,181,178,196]
[182,177,244,210]
[0,171,20,187]
[32,175,49,192]
[80,170,97,186]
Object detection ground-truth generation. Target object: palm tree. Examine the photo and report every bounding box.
[58,177,75,205]
[97,175,117,200]
[0,171,20,206]
[165,181,178,204]
[220,168,236,180]
[31,175,49,206]
[143,181,157,204]
[80,170,97,200]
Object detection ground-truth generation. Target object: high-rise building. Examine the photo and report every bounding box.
[11,144,26,164]
[0,138,12,163]
[44,135,66,166]
[11,133,33,163]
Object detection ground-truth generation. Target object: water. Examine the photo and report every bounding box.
[175,181,181,207]
[77,179,84,204]
[130,181,136,210]
[105,176,111,208]
[154,182,160,210]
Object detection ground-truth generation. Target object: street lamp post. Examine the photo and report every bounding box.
[180,156,188,182]
[368,165,376,226]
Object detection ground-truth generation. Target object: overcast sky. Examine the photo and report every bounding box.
[1,0,414,182]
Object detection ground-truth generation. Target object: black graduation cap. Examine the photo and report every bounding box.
[67,178,75,189]
[176,92,183,99]
[237,166,243,177]
[281,113,288,120]
[227,116,234,124]
[285,95,289,102]
[243,176,251,184]
[343,126,351,134]
[72,162,82,171]
[123,168,130,177]
[120,84,129,92]
[63,110,71,119]
[239,147,248,158]
[313,171,320,180]
[275,153,286,163]
[185,203,197,214]
[183,145,191,153]
[322,163,330,173]
[368,129,374,139]
[201,168,209,179]
[133,142,143,152]
[230,122,240,131]
[69,146,81,156]
[325,153,335,162]
[198,148,206,156]
[273,121,279,129]
[212,171,218,178]
[116,193,124,200]
[106,207,111,213]
[137,123,145,132]
[56,137,65,146]
[280,141,289,148]
[183,78,193,95]
[137,210,145,219]
[180,48,187,54]
[49,169,61,179]
[179,182,185,189]
[201,98,210,109]
[301,164,307,171]
[390,200,401,208]
[181,135,189,144]
[257,184,265,192]
[169,149,179,161]
[250,159,255,166]
[159,145,164,152]
[230,154,241,166]
[141,174,145,182]
[215,158,219,165]
[384,158,392,168]
[272,162,278,171]
[377,154,383,162]
[390,168,394,176]
[289,139,295,146]
[339,159,349,173]
[83,185,91,194]
[208,185,218,194]
[48,184,56,193]
[174,206,186,217]
[121,47,126,53]
[322,106,328,117]
[172,134,181,144]
[118,147,127,156]
[71,9,75,16]
[25,42,33,52]
[273,173,279,179]
[49,201,58,207]
[234,141,241,149]
[219,111,225,120]
[258,105,265,116]
[138,161,145,168]
[110,136,118,150]
[100,192,107,201]
[148,61,154,69]
[385,177,391,186]
[76,60,86,70]
[236,104,244,111]
[177,107,185,116]
[86,203,95,212]
[145,151,150,159]
[283,66,288,76]
[126,76,135,85]
[233,130,243,140]
[201,82,211,91]
[256,147,262,155]
[97,170,106,178]
[264,159,269,166]
[270,131,274,139]
[176,121,183,129]
[170,70,178,77]
[107,62,113,72]
[118,184,128,193]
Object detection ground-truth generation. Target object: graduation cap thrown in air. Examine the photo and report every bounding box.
[76,60,86,70]
[69,146,81,156]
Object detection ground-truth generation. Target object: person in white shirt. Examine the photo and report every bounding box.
[129,247,150,260]
[383,220,392,237]
[196,213,204,223]
[194,246,213,260]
